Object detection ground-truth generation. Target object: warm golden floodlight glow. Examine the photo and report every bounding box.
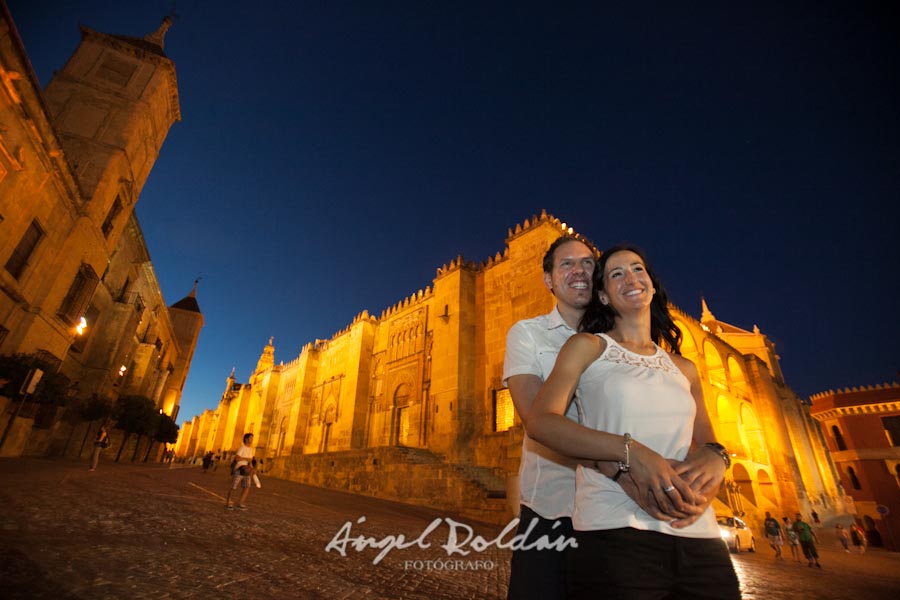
[494,388,514,432]
[75,316,87,335]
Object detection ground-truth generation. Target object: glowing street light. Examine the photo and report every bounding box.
[75,316,87,335]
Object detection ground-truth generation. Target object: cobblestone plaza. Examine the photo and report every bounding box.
[2,458,899,599]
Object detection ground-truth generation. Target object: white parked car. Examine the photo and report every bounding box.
[717,515,756,553]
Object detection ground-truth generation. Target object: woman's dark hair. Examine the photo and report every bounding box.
[579,243,682,354]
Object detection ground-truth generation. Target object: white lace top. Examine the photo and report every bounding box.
[571,333,718,538]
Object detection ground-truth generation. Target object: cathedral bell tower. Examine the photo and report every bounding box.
[42,16,181,246]
[165,279,204,418]
[255,337,275,374]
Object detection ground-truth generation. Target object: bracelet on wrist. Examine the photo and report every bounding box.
[617,433,632,473]
[703,442,731,468]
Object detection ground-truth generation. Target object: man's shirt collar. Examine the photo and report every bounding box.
[548,305,576,332]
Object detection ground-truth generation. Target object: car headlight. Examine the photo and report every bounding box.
[719,529,732,539]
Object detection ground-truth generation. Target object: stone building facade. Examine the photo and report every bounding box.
[0,5,201,456]
[177,213,843,527]
[809,384,900,550]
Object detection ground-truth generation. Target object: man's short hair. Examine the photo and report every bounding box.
[542,235,594,273]
[243,432,253,443]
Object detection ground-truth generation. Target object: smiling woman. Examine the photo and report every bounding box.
[526,243,740,599]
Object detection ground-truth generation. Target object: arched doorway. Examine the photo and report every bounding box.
[863,515,883,547]
[321,401,336,452]
[758,469,777,505]
[393,383,411,446]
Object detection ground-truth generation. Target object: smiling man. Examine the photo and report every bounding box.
[502,235,596,600]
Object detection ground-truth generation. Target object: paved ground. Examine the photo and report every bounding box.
[0,457,511,599]
[729,537,900,599]
[1,457,899,599]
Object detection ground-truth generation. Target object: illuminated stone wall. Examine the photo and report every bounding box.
[179,212,842,525]
[0,8,200,459]
[671,304,844,531]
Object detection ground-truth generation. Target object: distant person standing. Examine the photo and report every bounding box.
[225,433,255,510]
[793,513,821,568]
[850,522,867,555]
[835,524,850,552]
[89,425,109,471]
[764,511,783,559]
[811,510,821,527]
[782,516,802,561]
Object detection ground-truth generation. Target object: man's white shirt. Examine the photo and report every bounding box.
[235,443,253,468]
[503,306,581,520]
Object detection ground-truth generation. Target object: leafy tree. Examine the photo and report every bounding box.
[81,394,114,422]
[144,413,179,462]
[112,395,156,462]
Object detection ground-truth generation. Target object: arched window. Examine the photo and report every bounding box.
[741,403,768,464]
[727,356,750,398]
[716,395,743,457]
[703,340,726,388]
[394,383,410,407]
[847,466,861,490]
[832,425,848,451]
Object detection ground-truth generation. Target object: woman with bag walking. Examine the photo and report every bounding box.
[89,425,109,471]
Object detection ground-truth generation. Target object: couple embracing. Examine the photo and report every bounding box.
[504,236,740,600]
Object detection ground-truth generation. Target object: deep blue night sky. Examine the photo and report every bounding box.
[8,1,899,424]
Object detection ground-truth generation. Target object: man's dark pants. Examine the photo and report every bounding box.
[507,505,574,600]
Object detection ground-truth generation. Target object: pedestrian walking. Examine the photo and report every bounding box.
[793,513,821,568]
[89,425,109,471]
[764,511,784,559]
[835,524,850,552]
[225,433,255,510]
[782,516,802,561]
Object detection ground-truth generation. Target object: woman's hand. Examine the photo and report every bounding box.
[673,447,726,500]
[597,462,706,523]
[627,441,702,517]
